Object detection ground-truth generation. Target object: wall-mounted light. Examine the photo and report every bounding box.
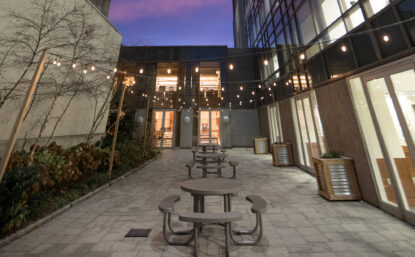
[264,59,269,66]
[340,45,347,53]
[229,64,234,70]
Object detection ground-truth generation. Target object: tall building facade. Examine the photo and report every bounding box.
[89,0,112,17]
[117,46,259,149]
[234,0,415,225]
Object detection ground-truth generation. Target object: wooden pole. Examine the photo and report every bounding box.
[108,77,127,185]
[0,50,48,184]
[143,96,151,148]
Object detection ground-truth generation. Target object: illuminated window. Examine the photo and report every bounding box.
[156,63,178,92]
[364,0,390,18]
[200,62,221,92]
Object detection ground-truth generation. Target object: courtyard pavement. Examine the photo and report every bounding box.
[0,149,414,257]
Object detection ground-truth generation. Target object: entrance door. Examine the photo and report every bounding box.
[152,110,175,148]
[349,66,415,224]
[291,91,327,172]
[199,110,221,145]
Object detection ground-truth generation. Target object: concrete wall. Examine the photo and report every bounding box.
[315,79,379,206]
[257,105,270,140]
[0,0,122,152]
[229,109,259,147]
[180,110,193,148]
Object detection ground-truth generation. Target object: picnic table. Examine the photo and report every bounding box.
[198,143,220,153]
[181,178,242,213]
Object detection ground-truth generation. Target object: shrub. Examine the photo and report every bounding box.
[0,166,40,235]
[321,150,341,159]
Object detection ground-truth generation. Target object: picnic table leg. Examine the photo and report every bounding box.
[227,195,232,212]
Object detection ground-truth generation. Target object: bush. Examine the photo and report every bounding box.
[0,166,40,235]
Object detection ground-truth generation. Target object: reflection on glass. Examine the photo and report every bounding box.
[153,111,164,147]
[268,104,284,143]
[211,111,221,145]
[345,6,365,31]
[163,111,174,147]
[291,98,305,165]
[364,0,390,18]
[156,63,178,92]
[311,92,327,154]
[200,111,210,144]
[389,69,415,211]
[349,78,397,205]
[367,78,413,210]
[304,98,319,159]
[297,100,311,166]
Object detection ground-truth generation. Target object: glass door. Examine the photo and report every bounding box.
[291,92,327,172]
[349,66,415,223]
[267,103,283,143]
[199,110,221,145]
[152,110,175,148]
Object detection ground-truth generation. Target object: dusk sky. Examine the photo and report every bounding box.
[108,0,234,47]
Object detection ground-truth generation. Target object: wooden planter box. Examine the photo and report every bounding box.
[271,143,294,166]
[253,137,268,154]
[312,156,361,201]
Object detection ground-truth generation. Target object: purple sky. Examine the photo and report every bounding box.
[108,0,234,47]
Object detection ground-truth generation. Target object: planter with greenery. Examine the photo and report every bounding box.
[312,151,361,201]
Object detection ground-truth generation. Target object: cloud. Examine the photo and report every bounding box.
[109,0,225,22]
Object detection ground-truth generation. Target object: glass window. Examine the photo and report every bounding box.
[156,63,178,92]
[348,78,398,206]
[397,0,415,45]
[199,62,221,108]
[345,6,365,31]
[291,98,305,165]
[364,0,390,18]
[307,55,327,85]
[297,2,317,44]
[351,25,378,66]
[312,0,342,33]
[372,9,408,57]
[324,41,356,79]
[338,0,356,13]
[320,20,347,48]
[268,103,283,143]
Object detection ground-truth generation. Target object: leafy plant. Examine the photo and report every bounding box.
[0,166,40,235]
[321,150,341,159]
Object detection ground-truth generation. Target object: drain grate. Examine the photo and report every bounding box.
[125,229,152,237]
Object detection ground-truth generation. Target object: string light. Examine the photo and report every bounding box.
[167,68,171,74]
[91,65,96,71]
[83,69,87,74]
[106,75,110,80]
[237,94,240,98]
[383,34,390,42]
[72,63,77,69]
[53,60,57,65]
[273,82,276,87]
[57,61,61,67]
[229,64,234,70]
[258,84,262,89]
[300,53,305,60]
[114,68,117,73]
[340,45,347,52]
[251,91,255,95]
[195,67,199,73]
[264,59,269,66]
[240,86,244,91]
[139,68,144,74]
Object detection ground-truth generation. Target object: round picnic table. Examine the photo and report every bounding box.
[198,143,220,153]
[181,178,242,213]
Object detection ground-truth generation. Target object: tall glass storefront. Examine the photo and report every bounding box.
[349,59,415,224]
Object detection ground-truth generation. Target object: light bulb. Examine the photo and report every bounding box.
[240,86,244,91]
[300,53,306,60]
[221,87,225,91]
[106,75,110,80]
[139,68,144,74]
[167,68,171,74]
[341,45,347,52]
[268,87,271,91]
[114,68,117,72]
[273,82,276,87]
[264,59,269,66]
[383,34,390,42]
[57,62,61,67]
[91,66,95,71]
[83,69,87,74]
[258,84,262,89]
[229,64,234,70]
[252,91,255,95]
[53,60,57,65]
[237,95,240,98]
[195,67,199,73]
[72,63,77,69]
